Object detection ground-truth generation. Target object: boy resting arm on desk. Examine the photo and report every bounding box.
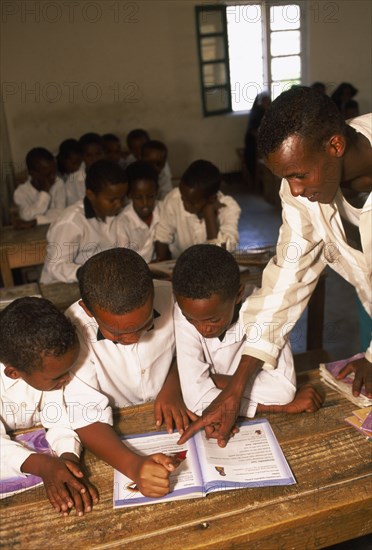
[13,147,66,229]
[63,248,194,496]
[155,160,241,260]
[0,297,98,516]
[40,160,128,284]
[173,245,323,441]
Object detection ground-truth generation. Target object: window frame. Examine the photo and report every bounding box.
[195,1,307,116]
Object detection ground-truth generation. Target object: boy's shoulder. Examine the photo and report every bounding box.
[48,200,86,227]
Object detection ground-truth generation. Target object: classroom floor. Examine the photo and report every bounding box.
[223,179,361,361]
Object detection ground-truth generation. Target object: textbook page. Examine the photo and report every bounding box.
[194,419,296,493]
[114,431,203,508]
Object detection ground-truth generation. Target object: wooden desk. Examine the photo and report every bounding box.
[0,224,49,287]
[1,364,371,549]
[39,282,80,311]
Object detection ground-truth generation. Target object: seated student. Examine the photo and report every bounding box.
[63,248,192,496]
[56,139,83,182]
[102,133,126,168]
[40,160,128,284]
[155,160,241,260]
[13,147,66,228]
[172,245,323,424]
[65,133,105,206]
[0,297,98,516]
[141,140,173,199]
[125,128,150,165]
[118,161,161,262]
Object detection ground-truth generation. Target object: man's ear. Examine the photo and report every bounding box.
[78,300,94,318]
[4,365,22,380]
[235,283,246,305]
[328,134,346,158]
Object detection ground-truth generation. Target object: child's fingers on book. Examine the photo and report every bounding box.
[44,482,73,513]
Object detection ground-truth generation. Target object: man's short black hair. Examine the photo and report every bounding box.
[26,147,55,171]
[85,159,127,194]
[0,297,77,374]
[172,244,240,301]
[181,160,221,198]
[79,248,154,314]
[257,86,347,158]
[126,161,159,193]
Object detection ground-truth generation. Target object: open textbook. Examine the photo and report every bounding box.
[319,353,372,407]
[114,419,296,509]
[0,428,50,499]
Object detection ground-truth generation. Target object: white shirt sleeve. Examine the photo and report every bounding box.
[214,193,241,251]
[154,191,177,245]
[174,303,221,415]
[14,185,51,222]
[0,421,36,479]
[40,218,82,283]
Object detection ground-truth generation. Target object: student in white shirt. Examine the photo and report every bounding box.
[102,133,126,169]
[56,139,83,182]
[64,248,191,497]
[179,87,371,448]
[40,160,128,284]
[125,128,150,167]
[13,147,66,228]
[118,161,162,262]
[0,297,98,516]
[173,245,323,428]
[141,140,173,199]
[65,133,105,206]
[155,160,241,259]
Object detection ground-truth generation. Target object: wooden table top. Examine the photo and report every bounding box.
[0,224,49,247]
[1,365,371,549]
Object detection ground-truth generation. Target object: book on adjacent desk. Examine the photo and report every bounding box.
[113,418,296,509]
[0,283,42,311]
[344,406,372,441]
[319,353,372,407]
[0,428,51,499]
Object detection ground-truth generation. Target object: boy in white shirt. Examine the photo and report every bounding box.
[65,133,105,206]
[64,248,191,496]
[13,147,66,228]
[155,160,241,259]
[125,128,150,166]
[56,139,82,182]
[0,297,98,516]
[40,160,128,284]
[173,245,323,435]
[141,140,173,199]
[118,161,161,262]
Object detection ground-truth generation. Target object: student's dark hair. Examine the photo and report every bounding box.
[172,244,240,301]
[142,140,167,155]
[257,87,347,158]
[126,161,159,193]
[25,147,55,171]
[102,133,120,143]
[85,159,127,193]
[0,297,77,374]
[57,139,82,172]
[79,248,153,314]
[126,129,150,147]
[79,132,103,153]
[181,160,221,197]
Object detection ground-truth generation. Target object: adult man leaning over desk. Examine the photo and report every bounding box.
[179,87,372,448]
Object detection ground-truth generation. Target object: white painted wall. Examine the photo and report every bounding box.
[1,0,371,176]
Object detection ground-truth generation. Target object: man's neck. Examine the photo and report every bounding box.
[341,127,372,193]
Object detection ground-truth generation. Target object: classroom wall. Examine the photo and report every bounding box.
[1,0,371,177]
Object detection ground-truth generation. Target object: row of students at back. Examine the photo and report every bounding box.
[35,156,241,283]
[13,129,172,230]
[1,245,323,516]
